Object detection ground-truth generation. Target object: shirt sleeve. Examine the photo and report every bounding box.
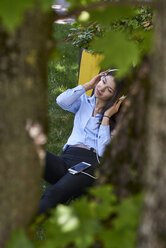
[97,125,113,157]
[56,85,86,113]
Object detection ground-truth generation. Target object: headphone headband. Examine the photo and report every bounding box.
[104,69,118,76]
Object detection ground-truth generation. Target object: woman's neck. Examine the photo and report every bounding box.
[93,98,107,116]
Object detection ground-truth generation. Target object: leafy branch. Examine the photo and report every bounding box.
[54,0,154,21]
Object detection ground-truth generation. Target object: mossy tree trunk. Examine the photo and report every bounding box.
[137,0,166,247]
[0,7,54,247]
[97,0,166,246]
[97,57,151,199]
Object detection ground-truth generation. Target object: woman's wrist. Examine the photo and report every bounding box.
[101,116,110,126]
[83,82,92,91]
[103,115,110,119]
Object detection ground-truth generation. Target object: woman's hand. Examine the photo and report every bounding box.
[101,99,123,126]
[83,70,110,91]
[104,99,123,118]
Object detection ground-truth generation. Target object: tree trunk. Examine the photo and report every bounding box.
[96,57,151,200]
[97,0,166,247]
[137,1,166,247]
[0,6,54,247]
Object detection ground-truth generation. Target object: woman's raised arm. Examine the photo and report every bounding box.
[83,71,108,91]
[56,85,85,113]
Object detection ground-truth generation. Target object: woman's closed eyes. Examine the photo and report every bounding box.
[101,77,114,94]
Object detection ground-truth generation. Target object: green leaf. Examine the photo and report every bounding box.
[56,204,80,232]
[0,0,53,32]
[100,194,143,248]
[68,0,98,10]
[38,200,102,248]
[88,185,117,220]
[101,228,137,248]
[114,194,143,230]
[89,184,116,202]
[0,0,35,32]
[73,219,101,248]
[90,31,140,77]
[40,0,53,12]
[139,30,154,54]
[89,6,136,26]
[6,229,34,248]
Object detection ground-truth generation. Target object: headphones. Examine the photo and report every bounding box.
[104,69,119,76]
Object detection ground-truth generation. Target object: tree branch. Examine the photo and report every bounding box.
[54,0,154,20]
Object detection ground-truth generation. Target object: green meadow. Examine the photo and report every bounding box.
[46,23,79,155]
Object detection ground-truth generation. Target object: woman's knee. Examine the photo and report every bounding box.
[44,151,68,184]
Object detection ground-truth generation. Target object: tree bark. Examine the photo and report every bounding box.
[96,0,166,247]
[0,6,54,247]
[96,57,151,200]
[137,1,166,247]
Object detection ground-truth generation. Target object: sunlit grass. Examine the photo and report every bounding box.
[40,24,79,197]
[46,23,79,155]
[55,64,66,72]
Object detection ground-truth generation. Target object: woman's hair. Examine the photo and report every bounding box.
[100,70,125,131]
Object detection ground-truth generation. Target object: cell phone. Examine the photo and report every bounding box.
[68,162,91,175]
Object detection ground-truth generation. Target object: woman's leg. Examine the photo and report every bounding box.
[44,151,68,184]
[39,164,96,214]
[39,147,98,214]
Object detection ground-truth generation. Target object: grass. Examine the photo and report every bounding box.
[38,23,81,240]
[40,23,79,195]
[46,23,80,155]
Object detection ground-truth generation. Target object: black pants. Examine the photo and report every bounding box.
[38,147,98,214]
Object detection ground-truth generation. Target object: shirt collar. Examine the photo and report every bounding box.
[87,94,96,105]
[88,94,102,117]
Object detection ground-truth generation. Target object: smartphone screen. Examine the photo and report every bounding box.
[68,162,91,174]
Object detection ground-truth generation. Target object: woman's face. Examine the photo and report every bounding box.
[94,75,116,101]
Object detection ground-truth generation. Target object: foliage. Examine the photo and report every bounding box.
[100,193,143,248]
[67,22,104,49]
[68,0,102,10]
[67,6,153,77]
[0,0,53,32]
[35,185,117,248]
[90,30,140,77]
[6,185,143,248]
[6,229,34,248]
[111,7,153,32]
[68,7,153,49]
[89,5,135,26]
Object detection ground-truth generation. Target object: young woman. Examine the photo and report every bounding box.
[38,70,123,214]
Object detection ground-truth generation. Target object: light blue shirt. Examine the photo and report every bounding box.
[56,85,113,157]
